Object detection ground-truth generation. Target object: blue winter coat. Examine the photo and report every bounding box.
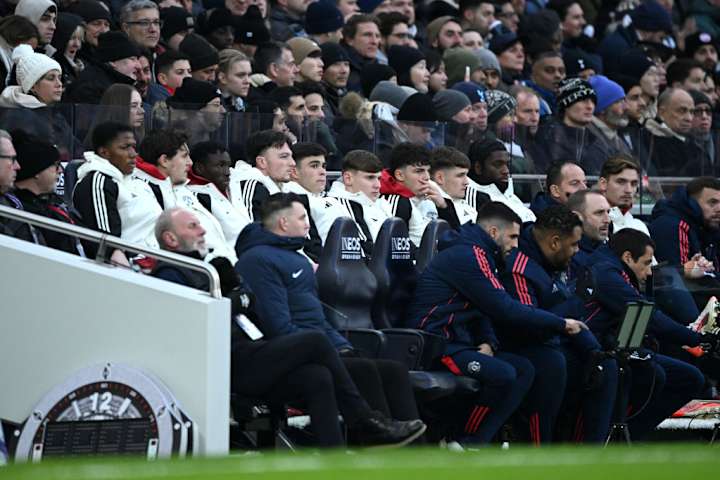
[235,222,351,349]
[529,192,561,217]
[581,245,700,349]
[649,186,720,270]
[406,223,566,354]
[569,234,604,280]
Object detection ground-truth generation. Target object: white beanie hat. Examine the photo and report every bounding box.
[12,44,62,94]
[14,0,57,26]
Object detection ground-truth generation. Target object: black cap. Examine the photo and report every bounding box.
[179,33,219,71]
[167,77,222,110]
[398,93,438,122]
[67,0,111,23]
[320,42,350,66]
[161,7,195,41]
[96,31,141,62]
[234,5,270,45]
[12,129,60,182]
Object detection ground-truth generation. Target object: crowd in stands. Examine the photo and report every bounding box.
[1,0,720,450]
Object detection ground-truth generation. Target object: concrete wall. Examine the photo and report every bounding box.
[0,235,230,455]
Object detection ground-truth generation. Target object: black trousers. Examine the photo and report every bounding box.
[342,357,420,421]
[232,331,369,447]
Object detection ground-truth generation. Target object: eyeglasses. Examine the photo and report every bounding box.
[125,19,163,29]
[0,155,18,163]
[693,107,713,117]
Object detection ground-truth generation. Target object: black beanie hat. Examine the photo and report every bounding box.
[556,77,596,112]
[305,0,344,35]
[96,31,141,63]
[468,138,506,166]
[689,89,712,109]
[167,77,222,110]
[67,0,111,24]
[321,42,350,66]
[51,12,84,54]
[200,7,236,34]
[684,32,718,58]
[563,48,602,77]
[12,129,60,182]
[234,6,270,46]
[361,63,396,98]
[161,7,195,42]
[397,93,438,122]
[387,45,425,87]
[179,33,219,71]
[615,49,655,85]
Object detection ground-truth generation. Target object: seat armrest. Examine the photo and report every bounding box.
[343,328,387,358]
[378,328,425,369]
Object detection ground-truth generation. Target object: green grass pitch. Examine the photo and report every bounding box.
[2,445,719,480]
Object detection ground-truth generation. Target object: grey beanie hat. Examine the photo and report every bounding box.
[433,89,471,121]
[369,81,412,110]
[472,48,501,74]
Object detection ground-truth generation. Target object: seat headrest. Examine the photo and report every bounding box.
[319,217,365,265]
[371,217,412,268]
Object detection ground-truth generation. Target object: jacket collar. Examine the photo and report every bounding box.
[380,169,415,198]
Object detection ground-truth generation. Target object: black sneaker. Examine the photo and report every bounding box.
[351,411,426,448]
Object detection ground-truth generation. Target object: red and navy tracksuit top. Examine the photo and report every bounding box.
[406,223,567,355]
[650,186,720,271]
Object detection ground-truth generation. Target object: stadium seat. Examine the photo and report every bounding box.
[62,159,85,209]
[415,219,450,274]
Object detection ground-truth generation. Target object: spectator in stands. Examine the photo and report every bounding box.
[667,58,708,92]
[269,0,309,41]
[474,48,502,90]
[562,48,599,81]
[0,129,40,243]
[179,33,219,82]
[250,41,299,100]
[458,0,497,37]
[512,86,541,141]
[84,84,146,149]
[154,207,422,449]
[64,31,140,105]
[235,193,427,444]
[328,149,392,243]
[335,0,360,18]
[51,13,85,89]
[0,44,61,110]
[73,122,162,262]
[525,50,565,116]
[0,16,39,92]
[217,49,252,112]
[120,0,161,53]
[642,88,703,176]
[615,73,649,153]
[159,77,226,145]
[684,32,718,73]
[466,138,535,223]
[233,6,271,58]
[443,47,484,87]
[430,146,476,230]
[426,16,463,53]
[135,50,152,100]
[305,0,344,45]
[432,89,477,150]
[147,50,192,106]
[287,37,323,83]
[489,31,524,87]
[426,50,448,95]
[159,6,194,52]
[377,12,413,65]
[269,86,306,140]
[135,129,236,262]
[380,142,449,246]
[198,7,236,51]
[650,176,720,273]
[67,0,111,65]
[579,228,705,440]
[566,190,610,275]
[452,81,489,132]
[14,0,56,56]
[529,160,586,215]
[340,14,381,93]
[688,90,717,176]
[320,42,350,116]
[388,45,428,93]
[496,0,519,33]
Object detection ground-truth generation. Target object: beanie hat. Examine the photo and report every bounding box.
[11,44,61,94]
[485,89,516,124]
[519,9,560,38]
[684,32,717,58]
[563,48,602,77]
[306,0,344,35]
[167,77,222,110]
[489,31,521,55]
[200,7,236,34]
[234,6,271,45]
[15,0,57,26]
[96,31,141,63]
[370,80,412,109]
[287,37,321,64]
[556,77,596,112]
[180,33,219,71]
[615,49,655,85]
[387,45,425,86]
[433,89,471,121]
[361,63,396,98]
[689,89,712,109]
[358,0,385,13]
[426,0,459,20]
[67,0,111,24]
[427,16,457,47]
[443,47,481,87]
[630,0,672,33]
[50,12,84,54]
[469,137,506,165]
[12,129,59,182]
[588,75,625,114]
[451,81,486,105]
[472,48,501,73]
[320,41,350,66]
[397,93,437,122]
[161,7,195,41]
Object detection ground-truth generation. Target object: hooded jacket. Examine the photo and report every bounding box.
[465,177,536,224]
[73,151,162,250]
[63,62,135,105]
[380,169,440,247]
[407,222,567,355]
[228,160,282,222]
[581,245,701,350]
[650,186,720,270]
[234,222,350,349]
[434,181,477,230]
[328,180,390,248]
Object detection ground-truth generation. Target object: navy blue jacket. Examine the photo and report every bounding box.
[650,186,720,270]
[235,223,350,349]
[502,227,599,353]
[529,192,561,217]
[406,223,566,355]
[569,234,604,281]
[582,245,700,350]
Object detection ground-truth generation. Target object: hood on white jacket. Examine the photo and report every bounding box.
[0,86,47,109]
[76,151,127,183]
[230,160,283,194]
[328,180,379,207]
